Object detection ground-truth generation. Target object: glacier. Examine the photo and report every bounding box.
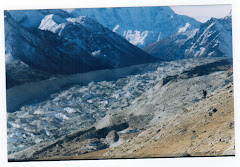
[7,57,231,155]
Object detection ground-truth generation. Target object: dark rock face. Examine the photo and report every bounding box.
[57,16,157,68]
[5,12,104,75]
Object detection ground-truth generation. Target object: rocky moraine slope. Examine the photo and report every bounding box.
[7,57,233,161]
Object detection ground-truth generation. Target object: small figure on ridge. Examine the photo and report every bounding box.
[202,90,207,99]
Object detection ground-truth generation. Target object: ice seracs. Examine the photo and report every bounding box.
[7,57,232,155]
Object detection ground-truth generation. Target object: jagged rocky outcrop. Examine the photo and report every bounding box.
[71,6,200,48]
[144,13,232,60]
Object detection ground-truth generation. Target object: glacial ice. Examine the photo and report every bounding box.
[7,57,230,155]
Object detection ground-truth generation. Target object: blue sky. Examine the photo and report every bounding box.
[171,5,232,23]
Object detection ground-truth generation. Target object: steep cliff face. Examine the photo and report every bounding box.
[144,13,232,60]
[71,6,200,48]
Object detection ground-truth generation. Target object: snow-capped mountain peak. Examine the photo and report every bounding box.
[39,14,66,35]
[5,9,156,86]
[71,6,200,48]
[144,14,232,60]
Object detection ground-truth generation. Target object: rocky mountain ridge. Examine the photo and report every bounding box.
[71,6,200,48]
[144,13,232,60]
[5,10,156,88]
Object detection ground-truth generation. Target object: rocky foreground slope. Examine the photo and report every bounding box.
[43,76,234,160]
[103,82,234,158]
[8,57,233,161]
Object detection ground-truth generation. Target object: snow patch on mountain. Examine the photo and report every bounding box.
[178,23,190,33]
[66,16,86,24]
[196,22,215,44]
[144,29,198,60]
[38,14,66,35]
[8,9,72,29]
[91,50,101,57]
[71,6,200,48]
[157,32,162,42]
[113,24,120,32]
[124,30,149,46]
[194,47,206,57]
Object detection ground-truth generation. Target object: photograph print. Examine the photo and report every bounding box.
[4,5,234,161]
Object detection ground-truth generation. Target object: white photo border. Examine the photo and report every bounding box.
[0,0,239,167]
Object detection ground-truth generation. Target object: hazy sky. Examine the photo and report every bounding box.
[64,5,232,23]
[171,5,232,23]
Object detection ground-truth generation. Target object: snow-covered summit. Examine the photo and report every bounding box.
[144,13,232,60]
[71,6,200,48]
[7,7,200,49]
[4,11,105,76]
[38,14,66,35]
[5,9,156,89]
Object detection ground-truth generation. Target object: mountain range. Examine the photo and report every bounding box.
[144,12,232,60]
[5,9,157,88]
[5,7,232,89]
[71,6,201,48]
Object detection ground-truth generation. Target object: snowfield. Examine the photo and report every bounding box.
[7,57,232,155]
